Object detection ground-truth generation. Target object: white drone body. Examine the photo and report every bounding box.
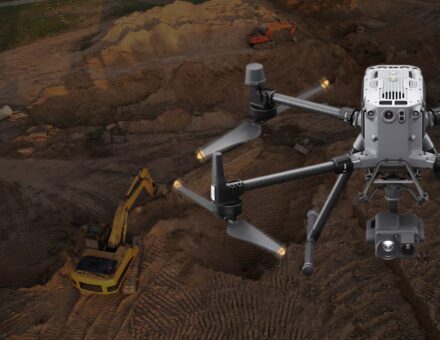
[352,65,436,169]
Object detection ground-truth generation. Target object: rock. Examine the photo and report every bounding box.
[9,112,28,121]
[106,123,117,131]
[0,105,13,121]
[29,132,49,139]
[294,143,309,155]
[17,148,34,157]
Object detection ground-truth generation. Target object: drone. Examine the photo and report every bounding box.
[173,63,440,275]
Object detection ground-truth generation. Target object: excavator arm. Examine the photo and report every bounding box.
[266,22,296,40]
[107,168,156,249]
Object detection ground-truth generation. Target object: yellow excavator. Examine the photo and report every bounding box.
[71,168,156,294]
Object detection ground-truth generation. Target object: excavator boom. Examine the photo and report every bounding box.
[108,168,156,249]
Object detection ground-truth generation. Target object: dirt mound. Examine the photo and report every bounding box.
[27,0,275,127]
[96,0,272,58]
[27,0,362,128]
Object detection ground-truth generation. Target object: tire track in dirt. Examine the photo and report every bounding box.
[36,284,79,339]
[82,294,126,340]
[0,148,429,339]
[386,261,440,339]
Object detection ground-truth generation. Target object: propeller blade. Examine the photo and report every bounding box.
[277,78,331,115]
[227,219,286,257]
[173,180,214,212]
[298,83,328,100]
[196,121,262,161]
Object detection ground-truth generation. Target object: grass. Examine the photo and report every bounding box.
[0,0,211,53]
[103,3,156,20]
[103,0,210,20]
[185,0,209,3]
[0,0,89,52]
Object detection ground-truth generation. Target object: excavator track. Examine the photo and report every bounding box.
[122,236,143,294]
[252,41,276,50]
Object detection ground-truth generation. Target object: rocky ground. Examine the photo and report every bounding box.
[1,0,440,338]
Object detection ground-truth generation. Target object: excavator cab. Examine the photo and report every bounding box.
[71,168,156,294]
[72,246,138,293]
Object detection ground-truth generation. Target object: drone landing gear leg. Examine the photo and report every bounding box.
[302,172,352,275]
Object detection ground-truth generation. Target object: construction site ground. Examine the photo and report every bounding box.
[1,0,440,338]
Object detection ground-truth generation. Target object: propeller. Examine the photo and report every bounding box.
[196,78,331,162]
[227,219,286,256]
[174,152,286,256]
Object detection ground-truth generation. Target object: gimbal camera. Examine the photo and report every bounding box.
[174,63,440,275]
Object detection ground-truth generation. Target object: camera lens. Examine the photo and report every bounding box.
[401,243,415,256]
[382,240,395,252]
[378,239,399,260]
[383,110,395,123]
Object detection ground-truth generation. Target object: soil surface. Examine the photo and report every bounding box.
[1,0,440,339]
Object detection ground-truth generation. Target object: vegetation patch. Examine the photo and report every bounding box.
[0,0,80,51]
[0,0,212,52]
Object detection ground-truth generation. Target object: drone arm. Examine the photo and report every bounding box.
[245,63,356,124]
[226,155,354,194]
[273,92,344,119]
[238,161,336,191]
[272,92,357,122]
[303,171,353,275]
